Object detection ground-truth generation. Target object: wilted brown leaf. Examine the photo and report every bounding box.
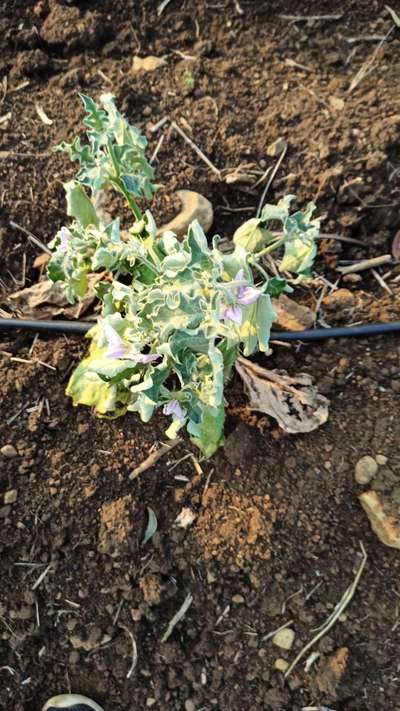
[8,274,103,320]
[235,356,329,433]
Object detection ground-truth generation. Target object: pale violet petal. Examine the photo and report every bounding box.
[237,285,261,306]
[163,399,186,421]
[223,304,243,325]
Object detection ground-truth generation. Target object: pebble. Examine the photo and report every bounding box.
[272,294,314,332]
[274,658,289,672]
[272,627,295,650]
[132,55,166,72]
[185,701,196,711]
[355,456,378,485]
[359,490,400,549]
[157,189,213,238]
[232,594,245,604]
[207,570,217,584]
[4,490,17,505]
[376,454,388,466]
[146,698,157,707]
[329,95,345,112]
[1,444,18,458]
[342,273,362,284]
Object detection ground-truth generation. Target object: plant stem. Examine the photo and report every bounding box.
[252,238,284,260]
[107,141,143,221]
[251,259,270,281]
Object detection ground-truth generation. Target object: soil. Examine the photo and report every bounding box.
[1,2,400,710]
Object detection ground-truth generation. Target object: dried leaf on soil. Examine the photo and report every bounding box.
[7,277,99,319]
[235,356,329,433]
[142,507,158,545]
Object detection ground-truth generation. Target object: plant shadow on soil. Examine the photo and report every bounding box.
[1,1,400,710]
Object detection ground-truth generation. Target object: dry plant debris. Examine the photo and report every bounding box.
[235,356,329,434]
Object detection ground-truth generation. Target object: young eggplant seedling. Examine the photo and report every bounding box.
[48,94,320,456]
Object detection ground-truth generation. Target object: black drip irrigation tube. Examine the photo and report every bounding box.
[1,318,400,342]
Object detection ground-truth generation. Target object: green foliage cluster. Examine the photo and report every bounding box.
[48,94,319,455]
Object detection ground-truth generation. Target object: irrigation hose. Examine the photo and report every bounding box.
[1,318,400,342]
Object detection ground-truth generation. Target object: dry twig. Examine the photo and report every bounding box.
[171,121,221,178]
[120,625,138,679]
[347,25,395,93]
[161,593,193,643]
[371,268,393,295]
[337,254,392,274]
[129,438,181,479]
[32,562,53,591]
[279,14,342,21]
[9,220,52,255]
[284,542,368,679]
[256,144,288,217]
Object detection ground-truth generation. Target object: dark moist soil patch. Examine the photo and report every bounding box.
[1,2,400,711]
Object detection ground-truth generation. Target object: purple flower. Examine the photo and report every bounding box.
[58,226,71,253]
[163,399,186,421]
[222,269,261,325]
[134,353,161,364]
[104,324,128,359]
[103,324,161,363]
[223,304,243,325]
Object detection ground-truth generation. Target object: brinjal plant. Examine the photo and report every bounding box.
[48,93,320,456]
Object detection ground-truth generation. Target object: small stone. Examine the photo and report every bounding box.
[207,570,217,584]
[329,95,345,112]
[359,490,400,549]
[1,444,18,458]
[342,273,362,284]
[355,456,378,485]
[132,55,166,72]
[146,699,157,708]
[4,490,17,505]
[272,627,295,650]
[267,137,287,157]
[274,658,289,672]
[272,294,314,332]
[185,701,196,711]
[157,190,213,238]
[376,454,388,466]
[232,594,245,604]
[175,507,197,528]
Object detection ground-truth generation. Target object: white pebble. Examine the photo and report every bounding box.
[355,456,378,485]
[272,627,295,650]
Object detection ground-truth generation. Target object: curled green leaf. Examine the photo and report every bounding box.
[142,507,158,545]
